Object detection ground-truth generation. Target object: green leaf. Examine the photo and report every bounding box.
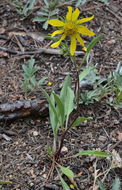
[38,76,47,86]
[37,11,49,16]
[43,21,48,30]
[29,58,35,70]
[99,0,109,5]
[59,176,70,190]
[75,0,86,7]
[71,117,92,129]
[46,145,53,157]
[60,75,71,103]
[41,7,49,12]
[112,178,120,190]
[30,76,37,87]
[87,35,103,54]
[53,92,65,127]
[41,87,59,124]
[22,64,28,74]
[79,68,93,82]
[0,181,12,184]
[49,93,59,136]
[65,87,74,128]
[50,9,59,16]
[78,35,103,71]
[60,167,74,178]
[34,17,47,22]
[28,84,33,91]
[74,150,112,157]
[44,0,50,8]
[98,180,107,190]
[41,88,59,137]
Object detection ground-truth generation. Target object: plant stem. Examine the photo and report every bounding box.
[54,115,77,161]
[73,55,80,115]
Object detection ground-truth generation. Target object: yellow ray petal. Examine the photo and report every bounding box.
[76,15,94,24]
[51,30,64,37]
[70,35,76,55]
[51,34,66,48]
[72,8,80,22]
[77,25,95,36]
[66,6,72,22]
[48,19,64,27]
[76,33,84,47]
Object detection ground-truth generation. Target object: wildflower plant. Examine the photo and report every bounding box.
[40,6,110,189]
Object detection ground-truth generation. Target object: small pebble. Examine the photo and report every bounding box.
[61,146,68,153]
[42,174,47,179]
[33,131,39,136]
[107,39,116,45]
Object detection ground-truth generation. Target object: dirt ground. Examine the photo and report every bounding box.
[0,0,122,190]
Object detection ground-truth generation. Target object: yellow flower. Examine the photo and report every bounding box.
[48,81,52,86]
[48,6,95,55]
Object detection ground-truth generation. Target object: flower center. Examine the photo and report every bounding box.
[64,22,77,36]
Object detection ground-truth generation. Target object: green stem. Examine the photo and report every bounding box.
[73,55,80,114]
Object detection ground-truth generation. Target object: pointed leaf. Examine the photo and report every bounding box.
[49,93,59,136]
[50,9,59,16]
[43,21,48,30]
[40,87,59,126]
[74,150,111,157]
[0,181,12,185]
[59,176,70,190]
[71,117,92,129]
[78,35,103,71]
[79,68,93,82]
[60,75,71,103]
[60,167,74,178]
[98,180,107,190]
[29,58,35,70]
[53,92,64,127]
[65,87,74,128]
[38,76,47,86]
[87,35,103,54]
[44,0,50,8]
[37,11,49,16]
[34,17,47,22]
[30,76,37,87]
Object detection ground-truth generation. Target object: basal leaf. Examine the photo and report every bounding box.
[60,75,71,103]
[40,87,59,126]
[65,87,74,128]
[74,150,111,157]
[71,117,92,129]
[49,93,59,136]
[60,167,74,178]
[59,176,70,190]
[53,92,65,127]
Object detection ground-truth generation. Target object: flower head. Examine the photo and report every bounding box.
[48,6,95,55]
[48,81,52,86]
